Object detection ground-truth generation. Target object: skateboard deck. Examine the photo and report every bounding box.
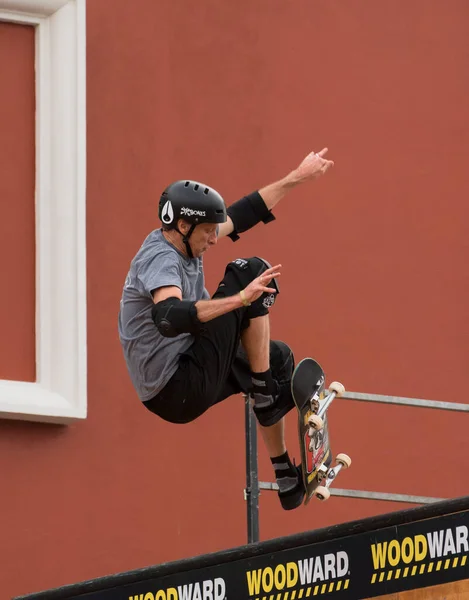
[291,357,350,504]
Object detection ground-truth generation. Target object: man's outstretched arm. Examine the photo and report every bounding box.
[217,148,334,240]
[151,265,281,337]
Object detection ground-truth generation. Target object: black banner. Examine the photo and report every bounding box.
[47,509,469,600]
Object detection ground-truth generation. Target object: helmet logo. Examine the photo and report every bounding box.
[181,207,206,217]
[161,200,174,224]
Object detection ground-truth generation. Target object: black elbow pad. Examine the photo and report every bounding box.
[151,297,203,337]
[226,191,276,241]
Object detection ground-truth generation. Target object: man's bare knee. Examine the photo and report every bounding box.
[241,314,270,372]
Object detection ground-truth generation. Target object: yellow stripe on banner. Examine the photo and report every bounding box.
[462,556,468,567]
[379,572,385,583]
[277,594,282,600]
[328,582,334,593]
[411,566,417,576]
[313,586,319,596]
[298,590,304,598]
[337,580,343,591]
[371,574,377,584]
[321,584,327,594]
[419,564,426,575]
[306,588,311,598]
[444,559,450,570]
[283,593,289,600]
[403,568,409,577]
[344,580,350,590]
[395,569,401,579]
[428,563,434,573]
[270,596,274,600]
[436,561,442,571]
[387,571,393,581]
[291,592,297,600]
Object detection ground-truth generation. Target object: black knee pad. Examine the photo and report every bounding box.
[251,340,295,427]
[213,257,279,318]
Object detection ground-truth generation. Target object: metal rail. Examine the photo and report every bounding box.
[258,481,445,505]
[244,391,468,543]
[342,391,469,412]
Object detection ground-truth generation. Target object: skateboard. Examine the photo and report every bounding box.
[291,357,351,504]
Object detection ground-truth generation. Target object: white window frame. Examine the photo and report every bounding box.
[0,0,86,423]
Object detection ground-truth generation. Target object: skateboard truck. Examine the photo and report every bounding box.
[315,453,352,501]
[307,381,346,436]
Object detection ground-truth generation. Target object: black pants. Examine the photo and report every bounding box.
[143,310,295,423]
[143,257,295,424]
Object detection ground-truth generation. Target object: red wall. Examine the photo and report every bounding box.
[0,22,35,382]
[2,1,469,597]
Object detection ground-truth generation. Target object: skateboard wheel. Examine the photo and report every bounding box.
[329,381,345,396]
[307,415,324,433]
[315,486,330,501]
[336,453,351,469]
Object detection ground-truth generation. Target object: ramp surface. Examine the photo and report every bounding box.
[366,579,469,598]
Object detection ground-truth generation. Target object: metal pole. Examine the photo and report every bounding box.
[244,395,260,544]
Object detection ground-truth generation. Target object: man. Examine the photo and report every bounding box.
[118,148,334,510]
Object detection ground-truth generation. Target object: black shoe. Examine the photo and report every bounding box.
[278,465,305,510]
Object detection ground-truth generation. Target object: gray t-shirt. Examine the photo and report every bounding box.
[118,229,209,401]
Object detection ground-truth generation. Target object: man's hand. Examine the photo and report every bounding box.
[217,147,335,241]
[242,264,282,304]
[289,148,334,184]
[254,148,335,214]
[191,264,281,323]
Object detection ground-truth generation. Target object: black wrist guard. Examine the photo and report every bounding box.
[226,191,276,241]
[151,297,203,338]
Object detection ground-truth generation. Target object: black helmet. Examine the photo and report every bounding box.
[158,180,227,258]
[159,180,227,228]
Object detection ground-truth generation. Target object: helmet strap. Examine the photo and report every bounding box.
[176,223,196,259]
